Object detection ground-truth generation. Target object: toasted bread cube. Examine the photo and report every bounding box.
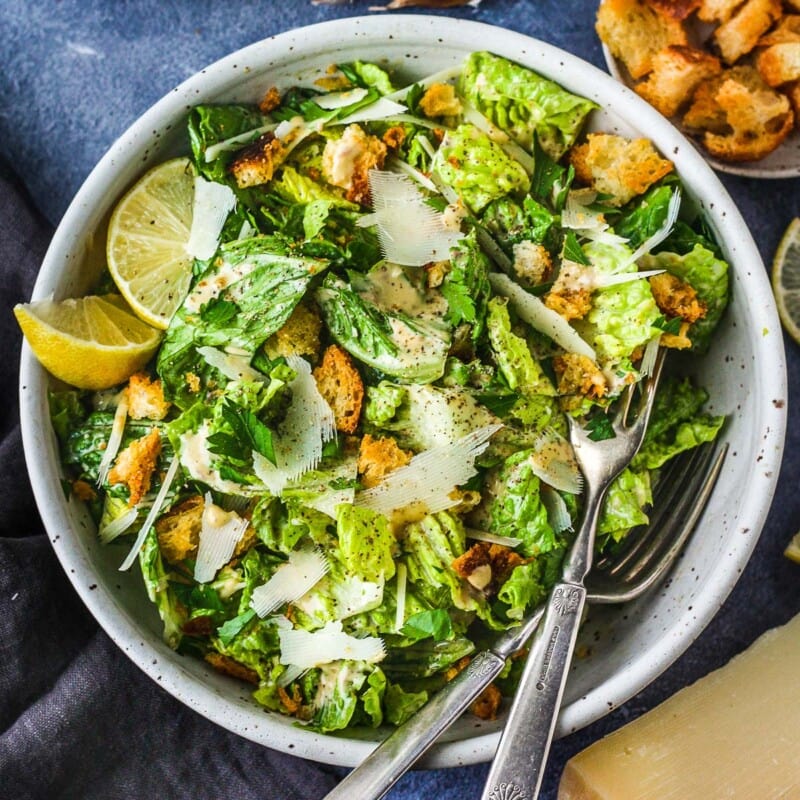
[321,124,387,206]
[553,354,608,401]
[697,0,745,22]
[126,372,171,421]
[312,344,364,434]
[357,434,412,489]
[649,272,707,323]
[635,45,723,116]
[758,14,800,45]
[596,0,689,79]
[419,83,463,118]
[648,0,702,19]
[569,132,674,206]
[713,0,782,63]
[263,302,322,360]
[107,428,162,507]
[785,80,800,124]
[155,494,203,564]
[230,132,286,189]
[757,42,800,86]
[684,65,794,160]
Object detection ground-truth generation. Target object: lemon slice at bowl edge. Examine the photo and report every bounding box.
[107,157,195,330]
[772,217,800,346]
[14,295,162,390]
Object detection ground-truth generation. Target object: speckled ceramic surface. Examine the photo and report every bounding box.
[19,14,787,768]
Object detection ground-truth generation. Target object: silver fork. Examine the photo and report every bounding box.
[324,357,726,800]
[479,349,666,800]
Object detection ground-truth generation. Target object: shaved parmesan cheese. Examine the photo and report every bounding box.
[388,157,437,193]
[385,65,463,102]
[528,430,583,494]
[186,176,237,261]
[97,395,129,486]
[626,190,681,267]
[314,87,369,109]
[204,123,278,162]
[118,455,181,571]
[541,486,575,534]
[335,98,408,126]
[462,102,534,175]
[197,345,264,383]
[639,334,662,377]
[279,620,386,668]
[194,493,249,583]
[99,507,138,544]
[489,272,596,360]
[357,170,463,266]
[466,528,523,549]
[253,356,336,495]
[330,574,384,620]
[277,663,307,689]
[593,269,665,288]
[250,549,329,617]
[356,423,502,517]
[394,563,407,632]
[179,422,251,495]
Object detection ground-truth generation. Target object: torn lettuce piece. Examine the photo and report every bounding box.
[596,467,652,546]
[340,61,396,95]
[635,417,724,471]
[640,243,729,352]
[441,230,493,339]
[433,124,530,212]
[460,51,596,158]
[481,195,559,258]
[139,527,185,649]
[496,561,550,621]
[336,505,397,582]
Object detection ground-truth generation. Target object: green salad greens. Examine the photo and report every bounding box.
[50,51,728,733]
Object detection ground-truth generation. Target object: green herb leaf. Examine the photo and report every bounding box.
[653,314,683,335]
[586,414,616,442]
[217,608,256,645]
[562,231,590,265]
[400,609,453,642]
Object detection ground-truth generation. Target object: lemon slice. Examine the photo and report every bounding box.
[772,217,800,345]
[107,157,195,329]
[14,295,162,390]
[785,532,800,565]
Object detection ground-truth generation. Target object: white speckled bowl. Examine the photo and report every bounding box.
[19,15,787,767]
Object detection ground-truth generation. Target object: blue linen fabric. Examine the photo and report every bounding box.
[1,1,799,798]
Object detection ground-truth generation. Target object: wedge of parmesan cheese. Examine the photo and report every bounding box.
[559,612,800,800]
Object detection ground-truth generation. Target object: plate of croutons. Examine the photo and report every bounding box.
[597,0,800,176]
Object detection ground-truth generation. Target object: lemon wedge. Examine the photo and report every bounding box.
[107,157,195,329]
[772,217,800,345]
[785,532,800,565]
[14,295,162,390]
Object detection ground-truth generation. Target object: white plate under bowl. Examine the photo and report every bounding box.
[19,15,787,767]
[601,41,800,179]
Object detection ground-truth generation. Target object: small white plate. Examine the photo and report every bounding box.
[601,42,800,179]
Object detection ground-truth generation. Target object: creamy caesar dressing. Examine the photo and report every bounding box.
[358,263,448,321]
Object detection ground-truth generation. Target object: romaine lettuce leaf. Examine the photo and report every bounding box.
[596,467,652,545]
[336,505,397,582]
[441,230,493,339]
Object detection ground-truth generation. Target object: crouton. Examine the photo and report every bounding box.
[513,241,553,287]
[786,80,800,121]
[258,86,282,114]
[649,272,708,322]
[419,83,463,118]
[125,372,171,421]
[321,124,388,205]
[312,345,365,434]
[713,0,782,63]
[757,42,800,86]
[545,287,594,321]
[155,494,204,564]
[451,541,525,595]
[697,0,745,22]
[72,479,96,502]
[204,652,259,685]
[230,132,286,189]
[553,354,608,400]
[648,0,701,19]
[263,302,322,360]
[596,0,689,80]
[683,65,794,160]
[635,45,723,117]
[107,428,162,507]
[445,656,471,682]
[758,14,800,45]
[382,125,406,150]
[569,133,674,206]
[357,433,412,488]
[470,682,503,721]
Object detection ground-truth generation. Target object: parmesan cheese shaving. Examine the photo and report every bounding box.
[639,334,662,377]
[278,620,386,669]
[388,157,437,193]
[252,356,336,495]
[465,528,523,548]
[335,98,408,126]
[194,493,249,584]
[97,395,129,486]
[99,507,138,544]
[355,423,502,517]
[250,548,329,617]
[385,65,462,102]
[541,486,575,534]
[489,272,596,360]
[394,563,407,632]
[277,663,307,689]
[313,87,369,110]
[528,430,584,494]
[593,269,665,288]
[357,170,463,266]
[462,102,534,175]
[118,455,181,571]
[204,123,278,162]
[186,176,237,261]
[197,345,264,383]
[625,189,681,267]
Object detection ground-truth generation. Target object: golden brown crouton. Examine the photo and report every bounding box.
[72,479,96,502]
[553,354,608,401]
[258,86,282,114]
[513,241,553,287]
[758,14,800,45]
[697,0,745,22]
[444,656,471,682]
[321,124,388,206]
[230,132,286,189]
[357,433,412,489]
[683,65,794,160]
[596,0,689,79]
[649,272,708,322]
[451,541,525,595]
[470,683,503,721]
[312,345,365,434]
[786,80,800,121]
[107,428,162,507]
[126,372,171,421]
[382,125,407,150]
[757,42,800,86]
[263,302,322,360]
[713,0,782,64]
[635,45,723,117]
[419,83,463,118]
[545,287,594,321]
[155,494,204,564]
[569,133,674,206]
[648,0,701,19]
[204,652,260,685]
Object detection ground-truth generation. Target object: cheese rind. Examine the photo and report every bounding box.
[559,612,800,800]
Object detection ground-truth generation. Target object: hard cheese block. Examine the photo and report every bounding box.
[559,612,800,799]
